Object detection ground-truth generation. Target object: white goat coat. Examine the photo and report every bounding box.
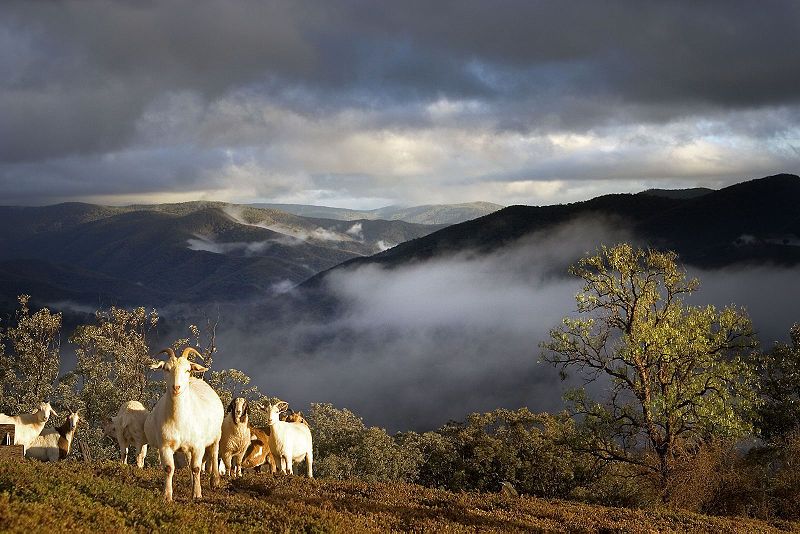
[144,376,224,469]
[268,421,313,477]
[113,401,150,468]
[220,412,251,477]
[0,407,51,453]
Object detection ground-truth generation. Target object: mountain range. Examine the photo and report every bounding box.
[253,201,503,225]
[0,201,445,308]
[0,174,797,314]
[309,173,800,282]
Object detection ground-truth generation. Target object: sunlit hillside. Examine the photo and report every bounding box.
[0,460,794,533]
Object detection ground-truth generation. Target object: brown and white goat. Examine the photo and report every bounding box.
[26,412,80,462]
[241,426,275,472]
[284,411,308,426]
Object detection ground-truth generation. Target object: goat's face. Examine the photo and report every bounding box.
[286,412,307,425]
[67,412,80,431]
[228,397,248,424]
[268,401,289,425]
[151,355,208,397]
[36,402,57,422]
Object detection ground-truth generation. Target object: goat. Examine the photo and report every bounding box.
[241,426,275,472]
[284,410,308,426]
[25,412,80,462]
[0,402,57,453]
[103,400,150,468]
[220,397,251,477]
[144,347,224,502]
[265,401,313,477]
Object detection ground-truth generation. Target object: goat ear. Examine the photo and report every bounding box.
[189,362,209,373]
[244,400,249,415]
[150,361,165,370]
[227,400,234,413]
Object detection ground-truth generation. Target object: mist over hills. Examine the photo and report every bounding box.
[309,173,800,282]
[211,173,800,430]
[0,201,444,308]
[254,201,503,225]
[1,174,799,430]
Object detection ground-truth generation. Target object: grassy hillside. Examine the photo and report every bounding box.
[0,459,796,533]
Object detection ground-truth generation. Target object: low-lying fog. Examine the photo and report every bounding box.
[204,218,800,432]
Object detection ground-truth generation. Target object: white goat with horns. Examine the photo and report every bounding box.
[265,401,313,477]
[144,347,224,502]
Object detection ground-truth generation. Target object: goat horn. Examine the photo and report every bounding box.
[157,348,176,359]
[181,347,205,361]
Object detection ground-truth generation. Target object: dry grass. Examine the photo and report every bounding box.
[0,458,797,533]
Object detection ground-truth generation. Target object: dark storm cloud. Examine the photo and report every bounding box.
[1,0,799,204]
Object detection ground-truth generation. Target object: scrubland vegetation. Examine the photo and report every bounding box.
[2,243,800,530]
[1,459,796,533]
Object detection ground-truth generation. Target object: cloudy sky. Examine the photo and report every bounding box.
[2,0,799,208]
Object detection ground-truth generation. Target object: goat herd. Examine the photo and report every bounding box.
[0,347,314,502]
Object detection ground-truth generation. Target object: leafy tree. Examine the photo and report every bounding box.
[67,306,160,427]
[541,244,758,498]
[0,295,62,413]
[169,315,219,380]
[0,321,11,412]
[409,408,599,497]
[306,403,419,482]
[755,323,800,443]
[206,367,272,427]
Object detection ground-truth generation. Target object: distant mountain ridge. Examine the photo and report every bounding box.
[1,175,797,312]
[638,187,714,199]
[253,201,503,225]
[308,174,800,287]
[0,201,444,307]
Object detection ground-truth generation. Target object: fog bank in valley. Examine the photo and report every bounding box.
[215,219,633,431]
[208,218,800,431]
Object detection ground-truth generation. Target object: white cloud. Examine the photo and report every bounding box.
[346,222,364,240]
[186,235,274,256]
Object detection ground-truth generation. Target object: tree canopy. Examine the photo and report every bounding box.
[541,244,758,496]
[755,323,800,443]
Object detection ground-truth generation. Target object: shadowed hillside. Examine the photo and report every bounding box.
[310,174,800,282]
[0,202,442,306]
